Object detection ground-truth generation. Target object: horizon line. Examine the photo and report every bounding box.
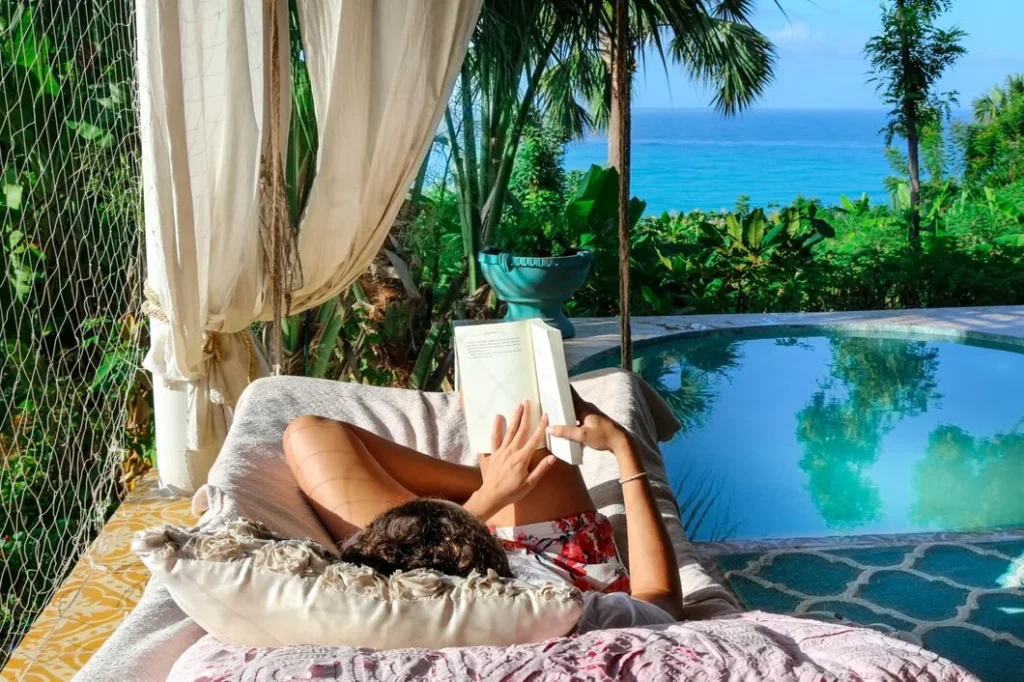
[629,105,969,113]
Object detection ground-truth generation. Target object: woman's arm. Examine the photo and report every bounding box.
[548,392,684,620]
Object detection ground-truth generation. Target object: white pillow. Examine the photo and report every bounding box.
[133,519,583,649]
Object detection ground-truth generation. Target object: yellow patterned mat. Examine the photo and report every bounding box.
[2,472,194,682]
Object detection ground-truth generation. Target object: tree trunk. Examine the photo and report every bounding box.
[906,119,922,243]
[614,0,632,369]
[409,145,431,215]
[608,53,623,170]
[605,33,633,171]
[897,0,921,245]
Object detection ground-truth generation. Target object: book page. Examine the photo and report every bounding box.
[454,321,540,455]
[529,320,583,465]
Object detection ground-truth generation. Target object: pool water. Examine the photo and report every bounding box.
[580,331,1024,542]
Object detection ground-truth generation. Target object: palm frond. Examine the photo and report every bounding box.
[538,43,607,139]
[972,87,1005,123]
[1005,73,1024,97]
[670,14,776,115]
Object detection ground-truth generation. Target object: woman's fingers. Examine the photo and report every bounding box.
[547,424,588,445]
[512,400,532,448]
[502,402,525,449]
[524,455,557,488]
[521,414,550,454]
[490,414,506,453]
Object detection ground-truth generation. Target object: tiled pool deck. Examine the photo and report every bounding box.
[711,537,1024,680]
[3,305,1024,680]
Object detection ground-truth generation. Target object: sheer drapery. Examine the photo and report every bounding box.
[288,0,481,311]
[138,0,481,492]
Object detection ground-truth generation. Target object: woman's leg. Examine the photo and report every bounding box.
[283,415,597,543]
[479,451,596,528]
[283,415,481,542]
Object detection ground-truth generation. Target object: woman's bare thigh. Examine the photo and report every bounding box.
[479,450,596,527]
[284,415,417,541]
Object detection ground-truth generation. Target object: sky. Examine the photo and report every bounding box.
[633,0,1024,110]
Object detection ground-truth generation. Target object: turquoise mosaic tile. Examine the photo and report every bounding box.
[801,599,916,632]
[856,569,967,621]
[970,593,1024,640]
[759,553,859,597]
[713,539,1024,682]
[824,546,911,567]
[914,544,1015,589]
[923,627,1024,682]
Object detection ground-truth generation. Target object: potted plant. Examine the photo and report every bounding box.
[479,165,645,338]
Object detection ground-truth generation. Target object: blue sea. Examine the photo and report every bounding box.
[564,109,967,215]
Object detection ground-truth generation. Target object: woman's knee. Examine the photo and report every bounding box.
[283,415,354,470]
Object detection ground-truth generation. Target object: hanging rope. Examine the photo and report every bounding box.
[143,282,258,383]
[260,0,300,375]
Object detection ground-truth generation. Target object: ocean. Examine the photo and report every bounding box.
[563,109,967,215]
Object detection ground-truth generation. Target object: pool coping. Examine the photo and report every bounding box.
[564,306,1024,372]
[695,528,1024,556]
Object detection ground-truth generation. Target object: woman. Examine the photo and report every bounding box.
[283,389,683,630]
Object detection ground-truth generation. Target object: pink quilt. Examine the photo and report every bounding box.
[167,611,977,682]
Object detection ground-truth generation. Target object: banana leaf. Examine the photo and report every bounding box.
[994,233,1024,247]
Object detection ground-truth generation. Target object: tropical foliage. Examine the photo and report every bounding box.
[6,0,1024,664]
[864,0,966,243]
[1,1,148,661]
[444,0,777,292]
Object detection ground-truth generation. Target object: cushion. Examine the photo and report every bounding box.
[133,518,583,650]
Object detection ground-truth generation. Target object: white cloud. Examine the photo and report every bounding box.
[769,21,824,45]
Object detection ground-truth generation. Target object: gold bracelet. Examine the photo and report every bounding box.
[619,472,647,485]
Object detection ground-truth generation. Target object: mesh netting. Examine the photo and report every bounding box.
[0,1,145,666]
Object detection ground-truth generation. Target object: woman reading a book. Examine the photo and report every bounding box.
[283,390,684,630]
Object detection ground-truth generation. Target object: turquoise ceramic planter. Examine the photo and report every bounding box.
[478,250,593,338]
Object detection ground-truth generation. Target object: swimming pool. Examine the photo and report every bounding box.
[577,329,1024,543]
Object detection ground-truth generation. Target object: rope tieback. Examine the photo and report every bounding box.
[143,282,258,383]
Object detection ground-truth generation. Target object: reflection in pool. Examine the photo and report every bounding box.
[579,332,1024,542]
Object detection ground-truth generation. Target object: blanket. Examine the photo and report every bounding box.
[167,611,978,682]
[74,369,738,681]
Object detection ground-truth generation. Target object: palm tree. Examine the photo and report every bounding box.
[445,1,597,291]
[972,73,1024,123]
[1006,73,1024,97]
[447,0,778,291]
[972,86,1005,124]
[540,0,777,169]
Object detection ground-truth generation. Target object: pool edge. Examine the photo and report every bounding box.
[695,527,1024,555]
[565,306,1024,373]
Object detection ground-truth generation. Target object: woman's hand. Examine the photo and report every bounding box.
[547,388,630,453]
[464,401,556,521]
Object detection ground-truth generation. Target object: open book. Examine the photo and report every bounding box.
[454,319,583,465]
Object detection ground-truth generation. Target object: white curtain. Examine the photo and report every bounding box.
[138,0,481,493]
[289,0,481,311]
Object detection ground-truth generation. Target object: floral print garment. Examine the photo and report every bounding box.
[490,511,631,594]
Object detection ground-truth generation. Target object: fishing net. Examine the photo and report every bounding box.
[0,1,145,667]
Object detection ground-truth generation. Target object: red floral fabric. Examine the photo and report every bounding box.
[490,511,631,594]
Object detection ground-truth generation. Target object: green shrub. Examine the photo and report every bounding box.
[561,196,1024,317]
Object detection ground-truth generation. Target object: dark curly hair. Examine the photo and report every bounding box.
[340,499,512,578]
